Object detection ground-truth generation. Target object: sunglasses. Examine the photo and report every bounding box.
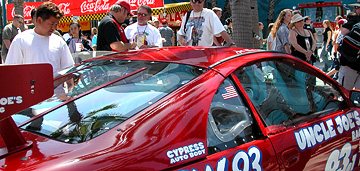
[355,6,360,9]
[138,13,149,17]
[191,0,203,3]
[17,20,23,24]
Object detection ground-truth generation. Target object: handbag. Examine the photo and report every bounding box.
[338,22,360,62]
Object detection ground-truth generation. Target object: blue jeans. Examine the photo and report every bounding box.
[320,42,332,72]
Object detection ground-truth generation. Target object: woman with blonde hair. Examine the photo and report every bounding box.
[289,14,316,64]
[271,9,293,53]
[320,20,333,72]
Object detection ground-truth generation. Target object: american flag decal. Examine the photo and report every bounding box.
[220,85,238,100]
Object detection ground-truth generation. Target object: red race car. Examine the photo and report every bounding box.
[1,46,360,170]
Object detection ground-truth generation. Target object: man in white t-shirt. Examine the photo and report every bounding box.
[178,0,236,47]
[5,2,74,78]
[124,5,162,49]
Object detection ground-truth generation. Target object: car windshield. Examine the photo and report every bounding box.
[13,60,206,143]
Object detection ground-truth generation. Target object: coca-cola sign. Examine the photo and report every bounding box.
[58,3,71,15]
[6,0,164,21]
[129,0,156,7]
[80,0,110,13]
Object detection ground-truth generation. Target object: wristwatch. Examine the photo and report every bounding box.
[230,42,236,46]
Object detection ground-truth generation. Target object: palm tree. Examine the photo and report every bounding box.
[223,0,231,23]
[267,0,275,32]
[13,0,24,16]
[251,0,259,48]
[13,0,25,31]
[211,0,217,9]
[231,0,253,48]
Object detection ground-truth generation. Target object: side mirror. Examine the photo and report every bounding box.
[350,90,360,107]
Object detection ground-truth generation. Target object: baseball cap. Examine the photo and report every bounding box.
[338,19,348,25]
[161,18,168,24]
[116,0,134,16]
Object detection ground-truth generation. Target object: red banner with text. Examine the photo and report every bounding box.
[6,0,164,21]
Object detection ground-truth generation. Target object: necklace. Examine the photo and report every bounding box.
[296,28,306,36]
[193,10,203,23]
[137,23,148,35]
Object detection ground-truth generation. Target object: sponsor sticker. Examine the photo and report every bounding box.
[167,142,205,164]
[0,96,23,113]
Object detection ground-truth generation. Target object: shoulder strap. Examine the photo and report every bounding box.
[183,10,193,33]
[352,22,360,30]
[66,38,72,45]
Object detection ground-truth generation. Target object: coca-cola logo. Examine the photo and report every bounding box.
[129,0,155,7]
[58,3,71,15]
[81,0,110,13]
[24,6,36,18]
[10,5,35,18]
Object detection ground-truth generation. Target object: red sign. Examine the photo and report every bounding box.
[0,64,53,121]
[6,0,164,21]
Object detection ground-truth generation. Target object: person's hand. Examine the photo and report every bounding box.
[181,39,188,46]
[129,42,137,50]
[305,51,312,61]
[58,93,70,101]
[139,45,152,49]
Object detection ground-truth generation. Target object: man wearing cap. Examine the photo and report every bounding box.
[177,0,235,47]
[158,18,174,47]
[125,5,162,49]
[97,0,136,51]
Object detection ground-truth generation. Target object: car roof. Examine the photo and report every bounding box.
[90,46,262,68]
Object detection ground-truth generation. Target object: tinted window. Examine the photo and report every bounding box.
[15,60,206,143]
[234,61,347,129]
[207,78,262,155]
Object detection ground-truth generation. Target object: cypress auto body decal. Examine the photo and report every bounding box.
[180,146,263,171]
[167,142,206,164]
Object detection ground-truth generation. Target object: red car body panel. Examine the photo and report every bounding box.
[0,47,359,171]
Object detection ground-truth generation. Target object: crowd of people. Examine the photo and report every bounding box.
[1,0,360,90]
[264,3,360,90]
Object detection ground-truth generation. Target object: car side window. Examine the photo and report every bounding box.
[207,78,261,155]
[234,60,347,128]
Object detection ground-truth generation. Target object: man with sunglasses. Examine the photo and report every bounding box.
[124,5,162,49]
[177,0,235,47]
[1,15,24,63]
[97,0,136,51]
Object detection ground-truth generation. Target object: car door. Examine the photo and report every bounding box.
[179,77,280,171]
[233,59,360,170]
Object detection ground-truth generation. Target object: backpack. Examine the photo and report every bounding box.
[338,22,360,62]
[183,10,193,33]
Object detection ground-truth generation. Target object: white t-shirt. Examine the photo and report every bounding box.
[5,29,74,77]
[179,8,225,46]
[125,23,162,49]
[267,33,274,50]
